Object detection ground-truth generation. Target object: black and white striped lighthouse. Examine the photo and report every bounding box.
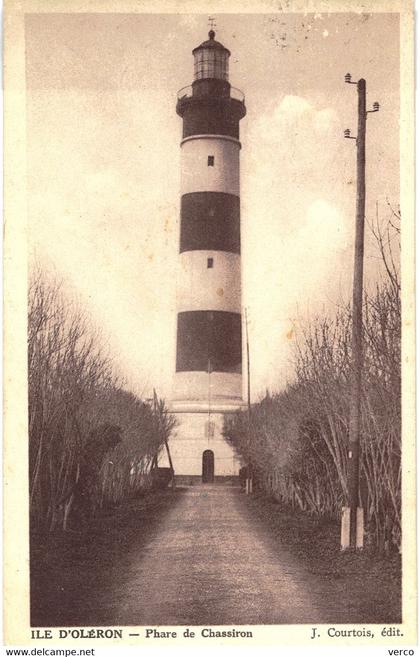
[170,30,247,482]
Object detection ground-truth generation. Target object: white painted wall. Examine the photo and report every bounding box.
[181,136,240,196]
[177,251,241,313]
[160,411,243,476]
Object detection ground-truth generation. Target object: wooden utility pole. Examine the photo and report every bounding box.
[343,75,379,549]
[244,307,253,494]
[347,78,366,549]
[245,307,251,419]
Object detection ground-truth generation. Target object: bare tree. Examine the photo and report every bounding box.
[28,266,176,533]
[225,211,401,552]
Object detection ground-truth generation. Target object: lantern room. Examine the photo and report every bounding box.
[192,30,230,81]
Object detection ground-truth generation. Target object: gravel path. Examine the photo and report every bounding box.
[33,485,395,626]
[80,485,348,625]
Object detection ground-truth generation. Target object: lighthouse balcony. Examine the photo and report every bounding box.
[176,83,246,122]
[177,83,245,103]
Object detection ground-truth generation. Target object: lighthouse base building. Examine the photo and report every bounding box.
[169,406,244,483]
[165,29,247,483]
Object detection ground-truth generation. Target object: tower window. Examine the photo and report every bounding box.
[208,155,215,166]
[207,257,214,269]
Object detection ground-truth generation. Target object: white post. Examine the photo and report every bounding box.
[356,507,364,548]
[341,507,350,550]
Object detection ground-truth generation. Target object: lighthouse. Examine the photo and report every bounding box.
[170,29,247,483]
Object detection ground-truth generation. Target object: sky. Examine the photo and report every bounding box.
[25,11,400,401]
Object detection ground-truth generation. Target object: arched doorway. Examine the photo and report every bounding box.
[202,450,214,483]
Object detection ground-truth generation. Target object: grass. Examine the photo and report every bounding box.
[243,490,402,623]
[30,488,184,626]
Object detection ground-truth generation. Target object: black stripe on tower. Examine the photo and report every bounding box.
[181,102,243,139]
[176,311,242,374]
[177,80,246,140]
[180,192,240,254]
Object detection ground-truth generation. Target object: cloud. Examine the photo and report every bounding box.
[242,94,353,394]
[276,94,312,116]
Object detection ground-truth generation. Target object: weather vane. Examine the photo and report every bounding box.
[208,16,216,30]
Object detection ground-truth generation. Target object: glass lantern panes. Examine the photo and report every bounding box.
[194,49,229,81]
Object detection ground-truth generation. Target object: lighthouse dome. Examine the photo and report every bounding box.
[192,31,230,81]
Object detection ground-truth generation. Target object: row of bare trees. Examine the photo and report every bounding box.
[29,268,175,532]
[225,212,401,552]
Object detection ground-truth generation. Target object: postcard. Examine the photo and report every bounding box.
[3,0,416,649]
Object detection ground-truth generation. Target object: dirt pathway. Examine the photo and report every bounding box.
[73,485,357,625]
[32,485,399,626]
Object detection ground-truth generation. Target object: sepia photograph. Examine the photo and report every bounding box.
[3,0,416,647]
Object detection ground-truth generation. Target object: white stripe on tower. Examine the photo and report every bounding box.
[180,135,240,196]
[177,251,241,314]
